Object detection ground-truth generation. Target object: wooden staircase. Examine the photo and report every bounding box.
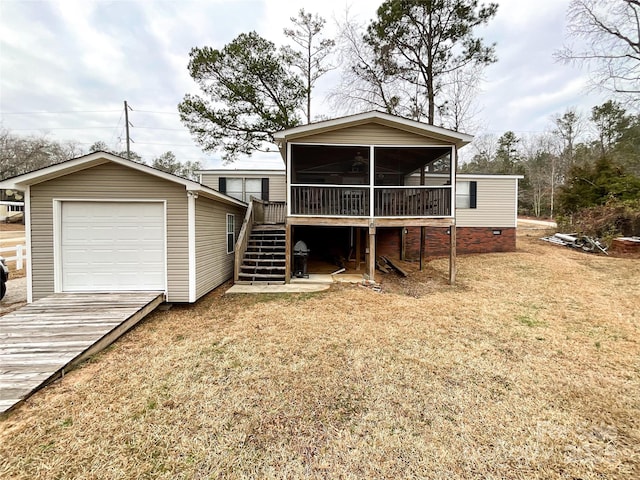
[237,225,286,284]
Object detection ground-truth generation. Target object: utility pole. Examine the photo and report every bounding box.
[124,100,132,160]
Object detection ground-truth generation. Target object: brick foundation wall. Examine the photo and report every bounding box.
[378,226,517,260]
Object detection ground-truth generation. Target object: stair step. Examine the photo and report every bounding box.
[245,251,285,256]
[246,246,285,251]
[243,258,286,266]
[241,265,286,271]
[235,280,286,285]
[238,273,286,280]
[252,224,286,231]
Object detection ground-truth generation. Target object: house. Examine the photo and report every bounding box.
[0,189,25,223]
[0,152,246,303]
[198,169,286,203]
[200,111,522,285]
[0,112,522,303]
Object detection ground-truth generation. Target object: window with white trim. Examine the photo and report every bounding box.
[226,214,235,253]
[456,181,477,209]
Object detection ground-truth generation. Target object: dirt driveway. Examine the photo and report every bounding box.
[0,276,27,315]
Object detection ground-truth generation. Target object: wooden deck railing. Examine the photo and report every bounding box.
[290,186,370,216]
[289,185,451,217]
[374,187,451,217]
[234,199,254,282]
[263,201,286,224]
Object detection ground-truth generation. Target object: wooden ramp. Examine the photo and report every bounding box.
[0,291,164,414]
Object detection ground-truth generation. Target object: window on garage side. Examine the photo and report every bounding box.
[226,213,235,254]
[456,181,477,209]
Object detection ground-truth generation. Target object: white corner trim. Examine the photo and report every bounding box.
[187,191,197,303]
[514,177,520,227]
[52,199,62,293]
[25,188,33,303]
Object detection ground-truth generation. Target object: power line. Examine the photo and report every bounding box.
[134,126,189,131]
[8,126,116,130]
[0,110,121,115]
[133,110,180,115]
[135,142,199,146]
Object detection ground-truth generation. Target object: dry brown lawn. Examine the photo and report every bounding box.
[1,233,639,479]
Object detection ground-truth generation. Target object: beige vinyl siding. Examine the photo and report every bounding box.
[200,172,286,202]
[291,123,450,146]
[194,197,245,300]
[29,162,189,302]
[456,177,518,228]
[404,174,450,187]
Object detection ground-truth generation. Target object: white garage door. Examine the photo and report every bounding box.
[61,201,165,292]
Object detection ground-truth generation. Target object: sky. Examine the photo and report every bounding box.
[0,0,611,170]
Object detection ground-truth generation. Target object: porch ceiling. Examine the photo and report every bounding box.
[291,145,451,176]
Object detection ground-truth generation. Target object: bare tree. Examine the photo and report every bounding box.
[438,65,485,132]
[283,9,335,124]
[556,0,640,104]
[0,128,80,180]
[329,12,406,116]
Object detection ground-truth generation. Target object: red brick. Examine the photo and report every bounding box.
[376,226,516,260]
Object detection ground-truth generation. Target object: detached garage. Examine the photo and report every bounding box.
[0,152,246,303]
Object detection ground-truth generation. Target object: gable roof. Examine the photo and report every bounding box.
[0,151,246,207]
[274,111,474,147]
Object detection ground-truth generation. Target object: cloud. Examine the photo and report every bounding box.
[0,0,622,169]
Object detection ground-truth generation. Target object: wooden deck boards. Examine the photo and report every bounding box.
[0,291,164,414]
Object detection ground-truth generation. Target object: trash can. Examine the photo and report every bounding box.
[293,240,310,278]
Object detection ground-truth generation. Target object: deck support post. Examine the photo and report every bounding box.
[356,227,362,271]
[449,223,456,285]
[419,226,425,271]
[368,225,376,281]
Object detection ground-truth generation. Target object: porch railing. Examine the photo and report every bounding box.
[374,187,451,217]
[290,186,369,216]
[289,185,451,217]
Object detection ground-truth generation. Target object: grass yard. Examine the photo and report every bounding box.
[1,233,639,479]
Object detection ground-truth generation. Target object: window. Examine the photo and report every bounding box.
[226,214,235,254]
[456,181,477,209]
[219,177,269,202]
[244,178,262,201]
[225,178,244,201]
[7,204,24,212]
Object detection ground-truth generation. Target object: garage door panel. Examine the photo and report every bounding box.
[61,202,165,292]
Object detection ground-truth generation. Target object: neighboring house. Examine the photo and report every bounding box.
[201,111,522,284]
[0,189,25,222]
[0,152,246,303]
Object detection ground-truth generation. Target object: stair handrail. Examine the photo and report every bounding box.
[234,199,255,282]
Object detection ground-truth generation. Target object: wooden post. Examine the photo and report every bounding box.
[449,223,456,285]
[356,227,362,271]
[450,144,458,285]
[124,100,131,160]
[419,166,426,270]
[285,222,292,284]
[419,226,425,271]
[368,225,376,281]
[401,227,406,261]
